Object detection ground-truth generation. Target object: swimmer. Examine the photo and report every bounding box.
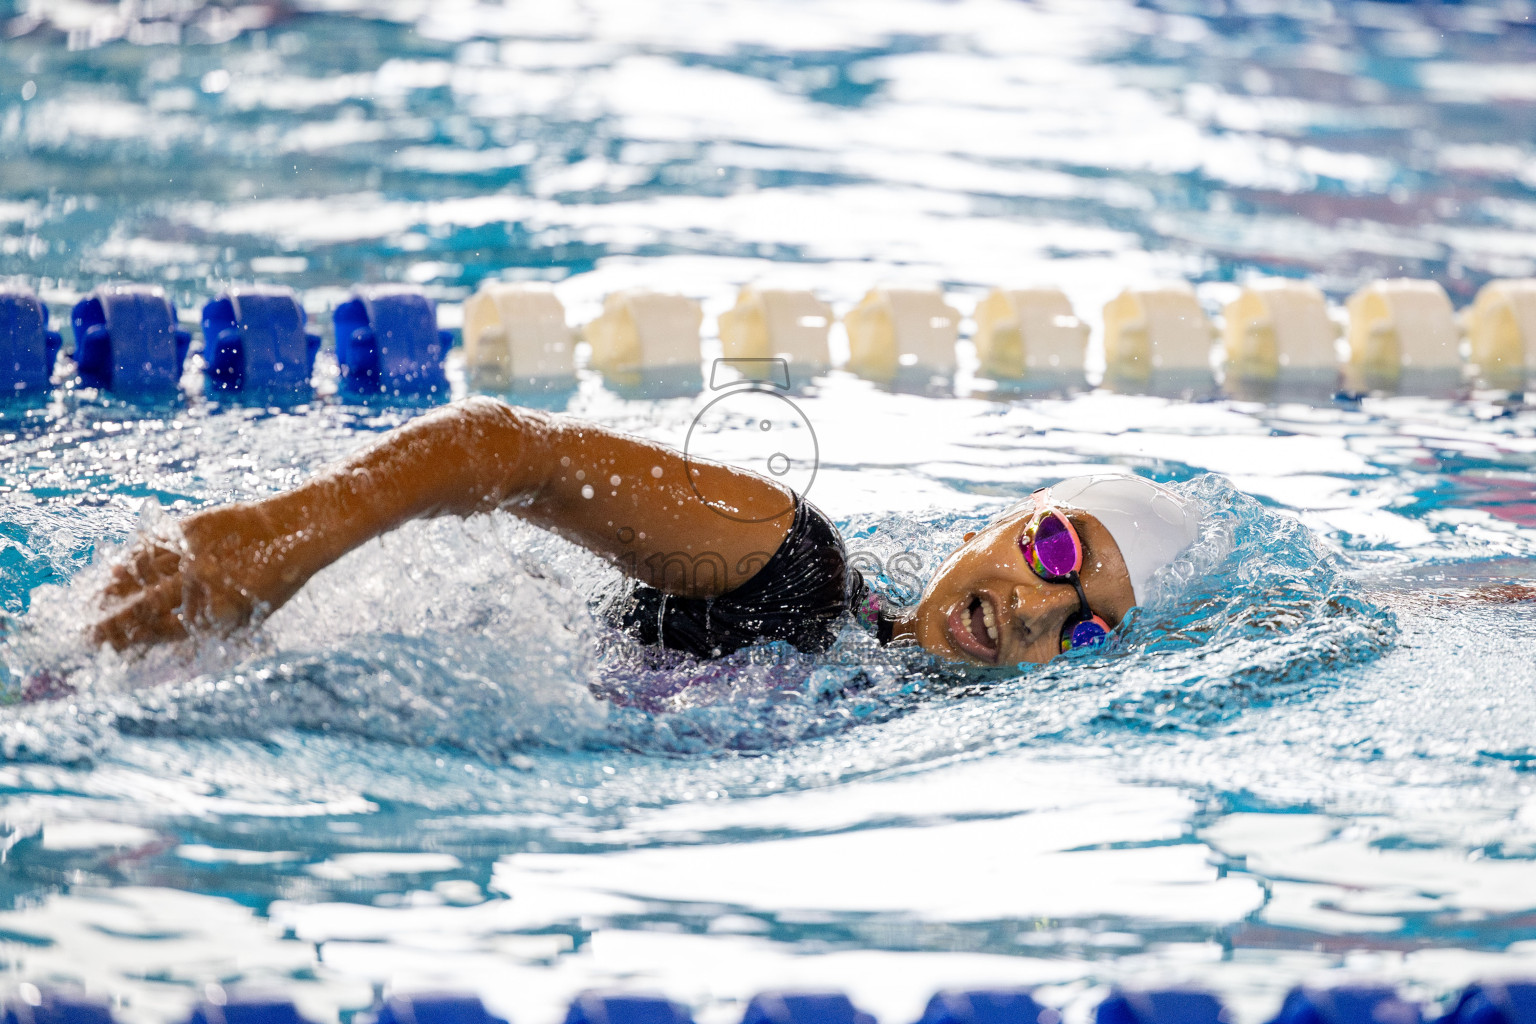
[92,396,1204,666]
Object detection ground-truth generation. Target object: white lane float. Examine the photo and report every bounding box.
[461,282,574,388]
[971,286,1089,379]
[843,286,961,380]
[1102,285,1215,379]
[718,286,834,369]
[584,290,703,378]
[1344,278,1460,381]
[1464,278,1536,383]
[1221,279,1340,381]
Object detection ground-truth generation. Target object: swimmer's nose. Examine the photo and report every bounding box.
[1010,579,1074,625]
[1006,582,1032,639]
[1010,580,1047,608]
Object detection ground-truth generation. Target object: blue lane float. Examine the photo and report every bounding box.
[186,995,311,1024]
[1098,990,1227,1024]
[34,983,1536,1024]
[333,284,452,397]
[201,285,321,395]
[0,285,64,396]
[1268,987,1421,1024]
[363,994,510,1024]
[71,284,191,397]
[742,992,877,1024]
[1,990,115,1024]
[1441,983,1536,1024]
[565,993,694,1024]
[918,989,1052,1024]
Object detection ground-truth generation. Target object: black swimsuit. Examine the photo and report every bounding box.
[603,495,885,659]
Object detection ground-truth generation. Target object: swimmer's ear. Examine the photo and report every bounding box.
[963,531,976,543]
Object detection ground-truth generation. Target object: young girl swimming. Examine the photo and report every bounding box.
[92,396,1204,667]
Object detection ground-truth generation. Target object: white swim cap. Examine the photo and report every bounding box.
[1044,474,1202,605]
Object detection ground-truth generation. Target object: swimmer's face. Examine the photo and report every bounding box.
[910,501,1136,666]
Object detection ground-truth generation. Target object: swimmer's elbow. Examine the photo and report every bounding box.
[444,396,555,506]
[453,395,550,440]
[449,394,518,434]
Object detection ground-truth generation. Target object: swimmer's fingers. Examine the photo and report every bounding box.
[100,540,185,600]
[92,506,275,652]
[95,566,265,652]
[91,576,191,651]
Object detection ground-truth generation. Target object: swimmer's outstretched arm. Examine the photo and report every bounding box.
[1387,583,1536,609]
[93,396,796,651]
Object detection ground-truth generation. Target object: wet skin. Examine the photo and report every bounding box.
[895,500,1137,666]
[93,396,1134,667]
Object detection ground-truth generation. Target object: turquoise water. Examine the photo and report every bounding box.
[4,2,1536,1023]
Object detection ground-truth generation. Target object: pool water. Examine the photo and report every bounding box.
[4,1,1536,1022]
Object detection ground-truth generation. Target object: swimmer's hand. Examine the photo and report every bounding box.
[92,503,309,651]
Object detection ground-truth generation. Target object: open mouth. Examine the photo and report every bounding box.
[946,592,1000,663]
